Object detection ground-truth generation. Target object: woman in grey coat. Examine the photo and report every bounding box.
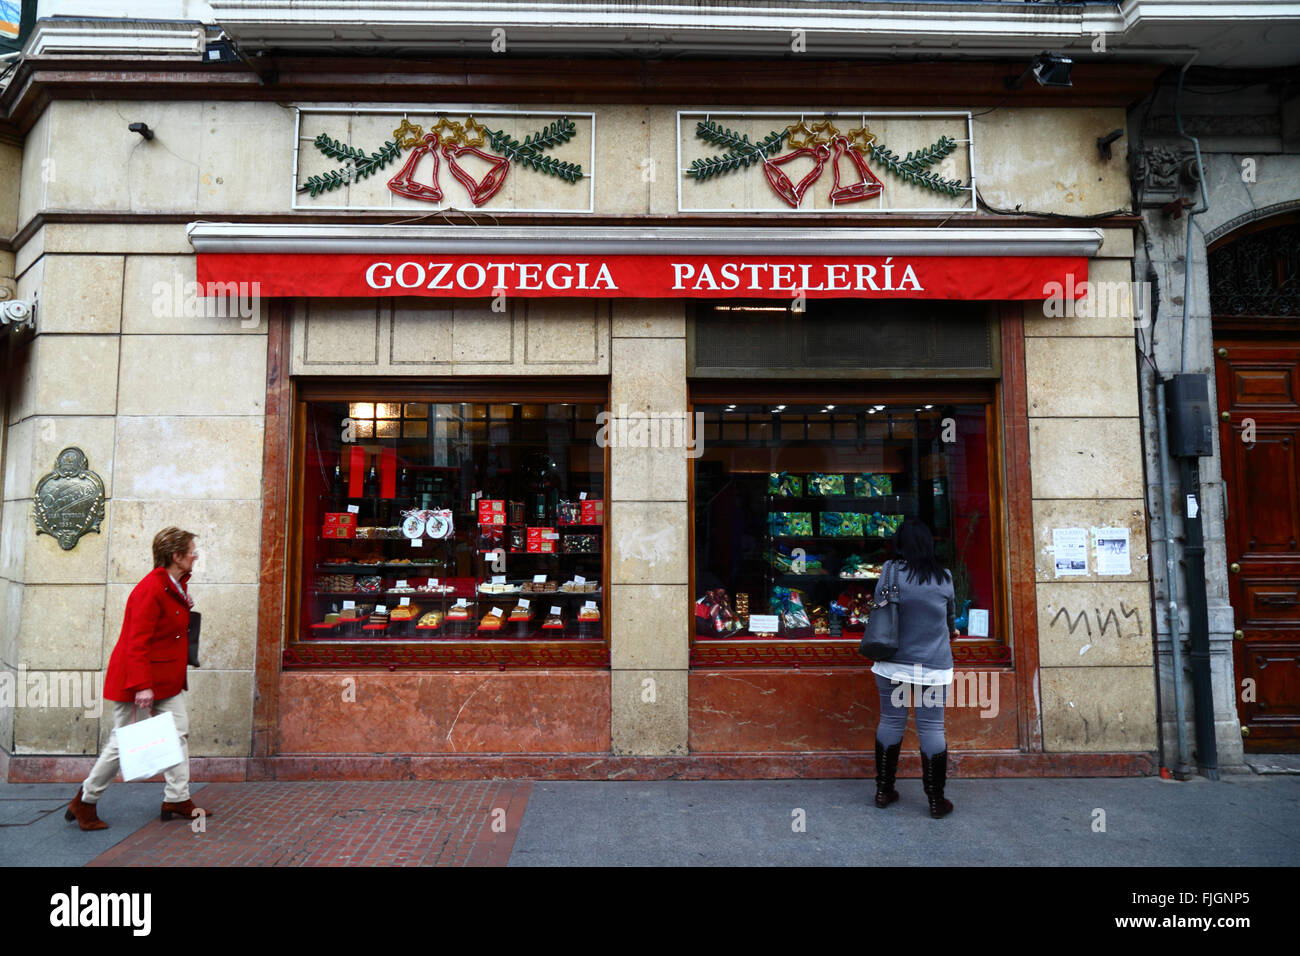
[871,519,959,818]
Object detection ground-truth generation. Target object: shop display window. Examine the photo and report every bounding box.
[291,387,607,665]
[692,389,1002,664]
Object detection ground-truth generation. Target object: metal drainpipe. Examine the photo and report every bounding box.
[1177,55,1210,374]
[1172,55,1219,777]
[1155,380,1192,778]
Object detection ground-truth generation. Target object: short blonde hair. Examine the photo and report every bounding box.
[152,527,196,569]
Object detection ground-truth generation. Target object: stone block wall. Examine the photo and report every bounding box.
[1023,231,1158,752]
[2,224,267,756]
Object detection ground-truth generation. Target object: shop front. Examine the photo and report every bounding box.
[184,218,1156,778]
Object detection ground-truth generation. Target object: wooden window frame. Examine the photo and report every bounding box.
[283,375,613,670]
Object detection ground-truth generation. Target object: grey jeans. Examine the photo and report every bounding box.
[874,673,947,755]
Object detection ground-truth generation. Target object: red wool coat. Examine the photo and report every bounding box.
[102,567,192,702]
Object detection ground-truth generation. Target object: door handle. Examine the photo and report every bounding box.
[1258,594,1299,607]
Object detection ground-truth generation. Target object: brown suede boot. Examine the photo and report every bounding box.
[65,788,109,831]
[160,799,213,822]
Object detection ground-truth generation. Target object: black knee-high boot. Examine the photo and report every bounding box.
[920,750,954,818]
[874,738,902,808]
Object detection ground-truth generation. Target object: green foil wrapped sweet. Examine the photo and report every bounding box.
[771,544,824,574]
[767,472,804,497]
[769,512,813,536]
[868,512,905,537]
[820,512,866,537]
[807,473,846,496]
[853,473,893,497]
[770,586,812,630]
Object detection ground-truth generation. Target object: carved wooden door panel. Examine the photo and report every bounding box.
[1214,343,1300,751]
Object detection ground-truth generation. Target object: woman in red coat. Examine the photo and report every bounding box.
[66,527,215,829]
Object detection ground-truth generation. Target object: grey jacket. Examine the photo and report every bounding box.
[881,559,956,671]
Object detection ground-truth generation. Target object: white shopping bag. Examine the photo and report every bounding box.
[116,711,183,781]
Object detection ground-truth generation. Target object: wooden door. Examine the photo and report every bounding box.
[1214,343,1300,751]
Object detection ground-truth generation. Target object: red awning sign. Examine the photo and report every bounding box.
[196,253,1088,300]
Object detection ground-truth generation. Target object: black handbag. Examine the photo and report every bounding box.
[858,561,901,660]
[187,611,202,667]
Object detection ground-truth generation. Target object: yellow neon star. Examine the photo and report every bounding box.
[809,120,839,145]
[461,116,489,148]
[785,120,817,149]
[431,116,465,145]
[393,118,425,149]
[845,124,877,151]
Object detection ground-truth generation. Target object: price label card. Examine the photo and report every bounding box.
[400,597,410,606]
[579,492,587,500]
[967,609,989,638]
[455,598,469,607]
[518,598,530,609]
[411,538,423,548]
[376,604,388,614]
[472,491,482,504]
[342,600,356,610]
[492,575,506,584]
[533,574,548,583]
[429,578,439,587]
[748,614,779,633]
[396,579,408,589]
[574,574,586,584]
[584,600,597,609]
[550,606,562,616]
[346,504,360,514]
[490,606,503,616]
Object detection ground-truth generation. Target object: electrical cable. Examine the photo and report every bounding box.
[975,187,1131,220]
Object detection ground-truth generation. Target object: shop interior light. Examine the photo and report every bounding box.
[924,404,934,409]
[826,404,835,410]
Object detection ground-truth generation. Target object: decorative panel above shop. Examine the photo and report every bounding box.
[293,108,594,212]
[678,111,974,214]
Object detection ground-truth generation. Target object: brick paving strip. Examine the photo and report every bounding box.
[85,780,532,867]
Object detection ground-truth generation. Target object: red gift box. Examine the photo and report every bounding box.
[526,528,557,554]
[322,524,355,539]
[324,513,357,528]
[581,501,604,525]
[478,499,506,525]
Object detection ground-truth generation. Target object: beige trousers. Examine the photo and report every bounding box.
[81,690,190,804]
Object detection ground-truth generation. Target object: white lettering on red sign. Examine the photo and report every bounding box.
[364,260,618,293]
[668,257,922,293]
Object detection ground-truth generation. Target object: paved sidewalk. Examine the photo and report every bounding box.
[3,774,1298,867]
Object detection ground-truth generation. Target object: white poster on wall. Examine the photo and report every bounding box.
[1094,528,1132,575]
[1052,528,1089,576]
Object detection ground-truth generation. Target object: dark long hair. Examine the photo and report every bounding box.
[892,518,950,587]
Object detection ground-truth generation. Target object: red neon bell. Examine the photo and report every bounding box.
[762,143,830,208]
[828,136,884,204]
[441,141,510,206]
[388,132,445,202]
